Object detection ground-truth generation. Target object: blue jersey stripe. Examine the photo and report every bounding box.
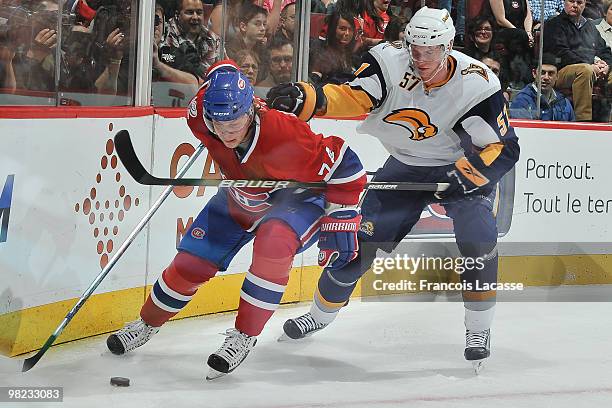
[241,278,284,305]
[152,281,189,310]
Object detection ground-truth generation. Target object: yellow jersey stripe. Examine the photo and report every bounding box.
[463,289,497,301]
[479,142,504,166]
[323,84,374,117]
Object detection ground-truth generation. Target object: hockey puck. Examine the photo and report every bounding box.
[110,377,130,387]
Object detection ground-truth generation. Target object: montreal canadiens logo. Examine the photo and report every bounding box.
[191,228,205,239]
[188,99,197,118]
[237,78,246,89]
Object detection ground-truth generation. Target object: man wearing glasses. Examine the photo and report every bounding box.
[258,36,293,87]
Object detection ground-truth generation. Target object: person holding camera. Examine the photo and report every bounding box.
[159,0,223,84]
[152,1,202,87]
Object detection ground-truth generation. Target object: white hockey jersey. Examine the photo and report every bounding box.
[318,42,518,178]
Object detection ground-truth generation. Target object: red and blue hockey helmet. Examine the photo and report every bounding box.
[203,69,254,124]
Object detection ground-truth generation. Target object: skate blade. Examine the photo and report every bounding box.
[206,368,227,381]
[471,360,485,375]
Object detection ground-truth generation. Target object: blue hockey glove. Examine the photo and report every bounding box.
[434,157,491,201]
[318,208,361,270]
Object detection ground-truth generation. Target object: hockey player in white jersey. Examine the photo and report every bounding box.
[267,7,520,373]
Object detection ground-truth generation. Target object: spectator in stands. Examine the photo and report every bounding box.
[272,1,295,43]
[260,0,286,36]
[463,15,496,61]
[584,0,604,19]
[481,51,511,101]
[226,2,267,65]
[543,0,612,121]
[234,48,260,85]
[71,0,97,30]
[489,0,534,47]
[327,0,365,16]
[595,0,612,51]
[161,0,223,81]
[486,0,534,88]
[531,0,564,30]
[0,0,22,92]
[208,0,241,38]
[153,1,201,86]
[16,0,58,91]
[311,0,333,13]
[318,1,365,50]
[361,0,390,49]
[510,53,576,120]
[0,43,16,92]
[69,29,113,94]
[257,36,292,87]
[383,14,407,42]
[489,0,534,87]
[310,9,358,85]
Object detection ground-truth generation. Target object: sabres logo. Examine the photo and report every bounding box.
[383,108,438,141]
[360,221,375,237]
[461,64,489,81]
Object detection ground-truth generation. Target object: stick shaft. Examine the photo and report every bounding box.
[22,143,206,372]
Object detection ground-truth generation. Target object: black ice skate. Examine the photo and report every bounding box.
[279,312,328,341]
[106,318,160,355]
[206,328,257,380]
[464,328,490,374]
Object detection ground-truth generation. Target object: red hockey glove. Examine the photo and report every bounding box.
[318,208,361,270]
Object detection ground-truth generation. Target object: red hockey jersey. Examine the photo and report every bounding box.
[186,82,366,226]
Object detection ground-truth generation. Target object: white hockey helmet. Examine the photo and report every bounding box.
[404,7,455,50]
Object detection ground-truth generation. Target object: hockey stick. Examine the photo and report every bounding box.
[22,140,206,372]
[114,130,450,193]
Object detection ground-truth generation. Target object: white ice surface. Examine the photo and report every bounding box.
[2,295,612,408]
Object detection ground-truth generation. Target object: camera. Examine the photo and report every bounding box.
[0,5,32,46]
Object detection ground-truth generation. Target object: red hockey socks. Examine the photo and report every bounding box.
[140,252,218,327]
[235,220,299,336]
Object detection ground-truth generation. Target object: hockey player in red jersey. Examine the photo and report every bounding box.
[106,60,366,380]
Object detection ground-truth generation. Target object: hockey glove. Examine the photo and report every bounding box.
[317,207,361,270]
[266,82,326,121]
[434,157,491,201]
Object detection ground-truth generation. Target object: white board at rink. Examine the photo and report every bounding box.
[1,111,611,356]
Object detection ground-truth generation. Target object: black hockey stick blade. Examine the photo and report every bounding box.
[114,130,448,192]
[114,129,158,185]
[22,335,57,372]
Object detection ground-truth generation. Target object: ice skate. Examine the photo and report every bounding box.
[464,328,490,374]
[206,328,257,380]
[278,312,329,341]
[106,318,160,355]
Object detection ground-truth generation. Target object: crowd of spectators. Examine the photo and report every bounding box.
[0,0,136,102]
[1,0,611,121]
